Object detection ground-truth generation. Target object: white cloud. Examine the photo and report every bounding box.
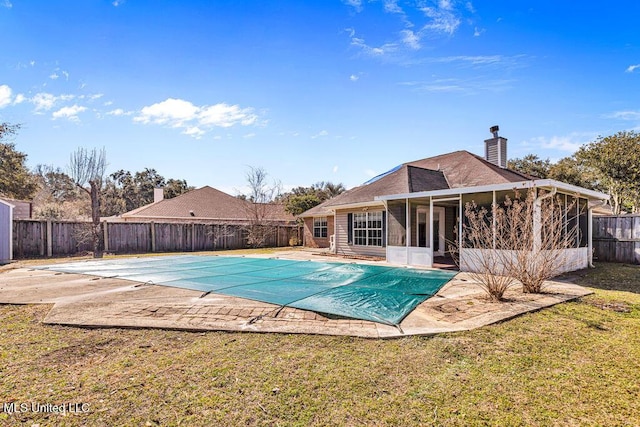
[134,98,262,137]
[609,110,640,121]
[400,77,514,94]
[112,0,124,6]
[383,0,403,14]
[33,93,56,111]
[199,103,258,127]
[49,72,59,80]
[243,132,256,139]
[420,6,460,35]
[311,130,329,139]
[439,0,453,11]
[52,104,87,121]
[347,1,471,60]
[333,165,339,173]
[524,132,596,153]
[135,98,199,126]
[0,85,12,108]
[343,0,362,12]
[466,1,476,13]
[626,64,640,73]
[13,93,25,105]
[107,108,133,116]
[350,74,359,82]
[400,29,421,50]
[350,35,398,57]
[2,0,12,8]
[183,126,205,139]
[433,55,503,65]
[31,92,75,111]
[473,26,485,37]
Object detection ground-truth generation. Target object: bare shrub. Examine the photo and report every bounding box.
[452,189,580,299]
[206,223,238,250]
[454,200,519,301]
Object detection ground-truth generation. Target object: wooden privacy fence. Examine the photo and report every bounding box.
[592,215,640,264]
[12,220,301,258]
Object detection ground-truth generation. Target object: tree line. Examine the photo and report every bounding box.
[0,122,347,255]
[5,120,639,224]
[507,131,640,214]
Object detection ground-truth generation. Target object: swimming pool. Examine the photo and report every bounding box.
[38,255,457,326]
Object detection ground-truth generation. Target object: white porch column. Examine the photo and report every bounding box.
[429,196,434,251]
[533,200,542,253]
[533,188,557,253]
[405,198,410,248]
[588,206,593,267]
[459,195,463,251]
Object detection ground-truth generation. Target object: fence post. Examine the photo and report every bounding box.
[150,221,156,252]
[39,220,45,256]
[103,221,109,252]
[191,223,195,252]
[46,220,53,257]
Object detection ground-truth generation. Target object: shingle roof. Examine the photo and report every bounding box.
[407,150,532,187]
[301,164,449,217]
[121,186,294,223]
[301,150,533,217]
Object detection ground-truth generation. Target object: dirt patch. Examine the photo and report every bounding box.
[584,299,632,313]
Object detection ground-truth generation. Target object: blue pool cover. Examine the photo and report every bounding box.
[37,255,456,326]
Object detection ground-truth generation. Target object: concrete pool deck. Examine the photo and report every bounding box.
[0,250,592,338]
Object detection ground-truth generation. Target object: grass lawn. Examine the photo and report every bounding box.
[1,259,639,426]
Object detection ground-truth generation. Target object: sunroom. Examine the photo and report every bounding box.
[377,179,609,273]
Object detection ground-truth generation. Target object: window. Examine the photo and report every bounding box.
[313,217,328,238]
[353,212,383,246]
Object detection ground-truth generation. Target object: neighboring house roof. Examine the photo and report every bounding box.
[0,197,32,220]
[119,186,295,223]
[301,150,530,217]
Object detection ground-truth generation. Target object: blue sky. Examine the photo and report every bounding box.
[1,1,639,195]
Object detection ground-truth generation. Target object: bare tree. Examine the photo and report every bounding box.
[451,189,580,300]
[206,223,238,250]
[68,147,107,258]
[242,166,282,248]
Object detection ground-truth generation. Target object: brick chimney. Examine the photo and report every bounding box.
[484,125,508,168]
[153,188,164,203]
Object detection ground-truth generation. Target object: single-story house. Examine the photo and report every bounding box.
[300,127,609,273]
[105,185,296,225]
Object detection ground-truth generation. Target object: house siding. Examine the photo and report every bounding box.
[303,216,334,248]
[335,209,386,258]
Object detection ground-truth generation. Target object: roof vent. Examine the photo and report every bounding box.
[484,125,508,168]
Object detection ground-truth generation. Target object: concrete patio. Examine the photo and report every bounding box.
[0,251,592,338]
